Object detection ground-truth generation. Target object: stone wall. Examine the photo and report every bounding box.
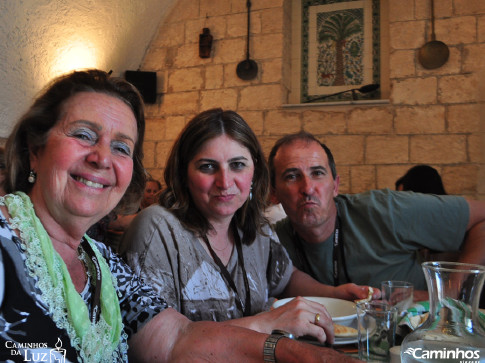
[141,0,484,199]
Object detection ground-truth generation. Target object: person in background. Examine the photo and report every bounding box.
[122,108,377,344]
[0,70,356,362]
[107,176,163,253]
[395,164,447,194]
[140,177,162,209]
[268,131,485,301]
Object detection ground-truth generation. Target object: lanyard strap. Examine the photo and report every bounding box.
[294,202,351,286]
[80,237,102,323]
[201,222,251,317]
[332,205,351,286]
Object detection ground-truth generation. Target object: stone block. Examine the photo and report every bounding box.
[214,38,246,63]
[324,135,365,165]
[350,165,376,193]
[479,15,485,42]
[410,135,467,164]
[415,0,452,19]
[395,105,445,134]
[468,134,484,163]
[366,136,409,164]
[166,0,199,22]
[145,117,165,141]
[238,111,264,136]
[252,33,283,59]
[173,44,202,68]
[453,0,485,15]
[239,84,282,110]
[201,0,232,17]
[448,104,481,133]
[438,74,479,104]
[168,68,204,92]
[348,107,393,134]
[161,91,199,115]
[251,0,284,10]
[260,136,280,159]
[389,50,416,79]
[227,13,248,37]
[389,21,426,50]
[463,43,485,73]
[388,0,415,22]
[143,48,168,71]
[155,141,175,168]
[442,165,478,194]
[152,22,185,47]
[264,110,301,135]
[261,58,283,83]
[435,17,477,45]
[261,8,284,34]
[377,165,414,190]
[303,110,347,135]
[205,65,224,90]
[201,88,238,111]
[143,141,156,168]
[165,115,187,140]
[392,78,437,105]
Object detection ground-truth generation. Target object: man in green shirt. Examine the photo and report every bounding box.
[268,132,485,296]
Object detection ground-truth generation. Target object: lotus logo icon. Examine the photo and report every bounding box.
[403,347,418,356]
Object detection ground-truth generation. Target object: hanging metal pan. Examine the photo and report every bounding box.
[418,0,449,69]
[237,0,258,80]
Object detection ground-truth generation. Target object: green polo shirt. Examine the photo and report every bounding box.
[274,189,469,290]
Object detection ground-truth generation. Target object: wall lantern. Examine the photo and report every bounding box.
[199,28,213,58]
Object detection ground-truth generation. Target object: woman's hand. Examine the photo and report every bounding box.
[333,283,381,301]
[240,296,335,344]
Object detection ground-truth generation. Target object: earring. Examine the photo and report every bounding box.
[28,170,36,184]
[249,183,253,200]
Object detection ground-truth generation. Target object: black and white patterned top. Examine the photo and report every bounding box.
[0,211,168,362]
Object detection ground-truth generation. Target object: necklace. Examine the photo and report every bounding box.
[207,237,231,252]
[1,192,126,362]
[201,220,251,316]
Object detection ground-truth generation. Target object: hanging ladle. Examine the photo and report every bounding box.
[418,0,449,69]
[236,0,258,80]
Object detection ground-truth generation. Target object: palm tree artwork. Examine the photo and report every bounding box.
[317,9,363,87]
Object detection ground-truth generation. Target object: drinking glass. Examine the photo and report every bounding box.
[381,280,414,317]
[357,301,398,362]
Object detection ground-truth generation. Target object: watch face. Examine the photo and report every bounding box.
[271,330,295,339]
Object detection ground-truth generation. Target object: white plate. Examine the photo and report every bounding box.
[272,296,357,326]
[298,318,359,346]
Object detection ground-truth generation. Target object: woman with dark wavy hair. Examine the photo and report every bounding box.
[123,108,371,343]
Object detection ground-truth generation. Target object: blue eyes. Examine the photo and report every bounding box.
[70,128,132,157]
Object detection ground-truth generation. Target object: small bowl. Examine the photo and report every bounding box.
[272,296,357,326]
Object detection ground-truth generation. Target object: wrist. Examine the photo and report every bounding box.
[263,330,294,362]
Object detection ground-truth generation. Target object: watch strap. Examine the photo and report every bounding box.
[263,330,294,362]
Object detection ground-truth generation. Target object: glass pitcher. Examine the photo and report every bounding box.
[401,261,485,363]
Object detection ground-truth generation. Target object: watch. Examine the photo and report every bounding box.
[263,330,295,362]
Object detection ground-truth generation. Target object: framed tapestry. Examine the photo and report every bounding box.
[298,0,381,103]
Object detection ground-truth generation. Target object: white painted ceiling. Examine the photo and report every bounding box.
[0,0,176,138]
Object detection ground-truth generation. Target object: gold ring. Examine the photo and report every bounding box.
[314,313,321,324]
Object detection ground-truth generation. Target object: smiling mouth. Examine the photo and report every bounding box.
[74,176,105,189]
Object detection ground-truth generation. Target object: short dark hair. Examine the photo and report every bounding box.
[5,69,146,212]
[268,131,337,188]
[396,165,447,195]
[160,108,269,245]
